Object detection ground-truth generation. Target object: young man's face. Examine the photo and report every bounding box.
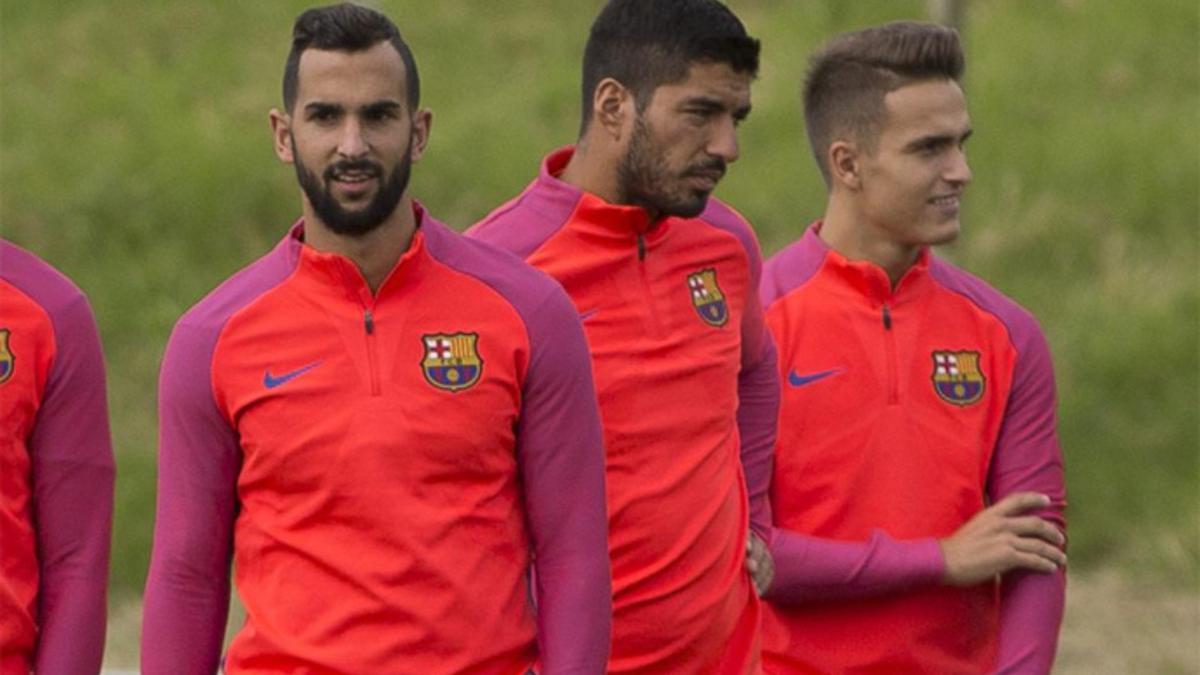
[617,61,752,219]
[275,42,425,236]
[854,78,972,249]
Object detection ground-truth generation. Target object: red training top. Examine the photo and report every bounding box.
[760,224,1067,674]
[1,240,114,675]
[469,147,780,674]
[142,205,611,675]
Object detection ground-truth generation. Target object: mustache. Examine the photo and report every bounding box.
[685,160,727,179]
[324,159,384,181]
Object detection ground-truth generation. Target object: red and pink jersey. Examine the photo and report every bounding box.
[141,205,611,674]
[760,224,1066,674]
[469,148,779,674]
[0,240,114,675]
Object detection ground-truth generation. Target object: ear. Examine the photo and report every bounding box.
[409,108,433,163]
[269,108,294,164]
[592,77,634,141]
[829,140,862,191]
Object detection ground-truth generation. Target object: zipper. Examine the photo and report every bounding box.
[364,309,381,396]
[635,232,665,335]
[882,304,898,404]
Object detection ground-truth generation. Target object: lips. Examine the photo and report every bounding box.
[929,193,962,209]
[687,168,725,191]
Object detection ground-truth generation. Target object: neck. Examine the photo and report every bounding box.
[560,137,626,208]
[819,193,920,288]
[302,195,418,294]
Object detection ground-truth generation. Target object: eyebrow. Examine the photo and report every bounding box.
[302,100,405,117]
[680,96,753,120]
[904,128,973,151]
[363,101,404,116]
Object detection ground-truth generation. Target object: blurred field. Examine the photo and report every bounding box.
[1,0,1197,668]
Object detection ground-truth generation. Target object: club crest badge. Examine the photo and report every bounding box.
[0,329,14,385]
[421,332,482,392]
[687,268,729,327]
[931,350,985,406]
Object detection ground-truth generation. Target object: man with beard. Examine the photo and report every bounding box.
[1,241,114,675]
[142,4,611,673]
[468,1,778,672]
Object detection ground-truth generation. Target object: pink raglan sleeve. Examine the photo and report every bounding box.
[988,319,1067,674]
[766,529,944,603]
[30,292,114,675]
[141,319,241,674]
[516,286,611,675]
[710,202,779,538]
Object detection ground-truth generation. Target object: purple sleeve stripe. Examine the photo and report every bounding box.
[927,258,1042,357]
[767,529,944,603]
[930,258,1067,670]
[1,240,91,322]
[698,198,763,287]
[142,229,301,673]
[760,226,827,311]
[466,167,583,260]
[2,240,116,674]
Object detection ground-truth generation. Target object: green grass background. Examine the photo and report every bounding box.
[2,0,1196,612]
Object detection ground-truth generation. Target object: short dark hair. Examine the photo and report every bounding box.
[803,21,964,186]
[282,3,420,112]
[580,0,760,133]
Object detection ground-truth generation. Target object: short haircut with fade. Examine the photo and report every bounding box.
[804,21,964,186]
[282,2,420,112]
[579,0,760,135]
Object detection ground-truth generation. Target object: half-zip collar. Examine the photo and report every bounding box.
[288,203,432,306]
[804,222,933,307]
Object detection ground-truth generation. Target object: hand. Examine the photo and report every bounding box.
[940,492,1067,587]
[745,532,775,596]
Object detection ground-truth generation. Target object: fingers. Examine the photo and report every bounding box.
[744,533,774,595]
[1012,550,1063,574]
[1005,516,1066,546]
[989,491,1051,517]
[1012,535,1068,568]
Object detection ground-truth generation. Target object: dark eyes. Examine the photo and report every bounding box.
[365,108,399,122]
[683,108,747,127]
[310,109,339,123]
[307,108,399,124]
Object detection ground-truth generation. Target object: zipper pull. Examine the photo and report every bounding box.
[882,304,892,330]
[364,310,375,335]
[637,232,646,261]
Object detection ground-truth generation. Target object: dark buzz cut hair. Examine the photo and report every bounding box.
[803,21,964,186]
[579,0,760,134]
[282,2,420,112]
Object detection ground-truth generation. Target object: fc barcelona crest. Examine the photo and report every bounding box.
[421,332,483,393]
[687,268,729,327]
[931,350,985,406]
[0,329,14,385]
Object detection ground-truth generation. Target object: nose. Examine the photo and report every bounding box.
[336,118,368,159]
[707,117,740,165]
[945,146,972,186]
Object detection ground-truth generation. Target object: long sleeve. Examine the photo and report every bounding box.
[766,528,944,603]
[988,323,1067,674]
[516,288,611,675]
[141,321,241,674]
[30,293,114,675]
[738,242,780,538]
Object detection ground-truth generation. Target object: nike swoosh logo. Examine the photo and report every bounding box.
[787,368,843,388]
[263,361,323,389]
[578,309,599,323]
